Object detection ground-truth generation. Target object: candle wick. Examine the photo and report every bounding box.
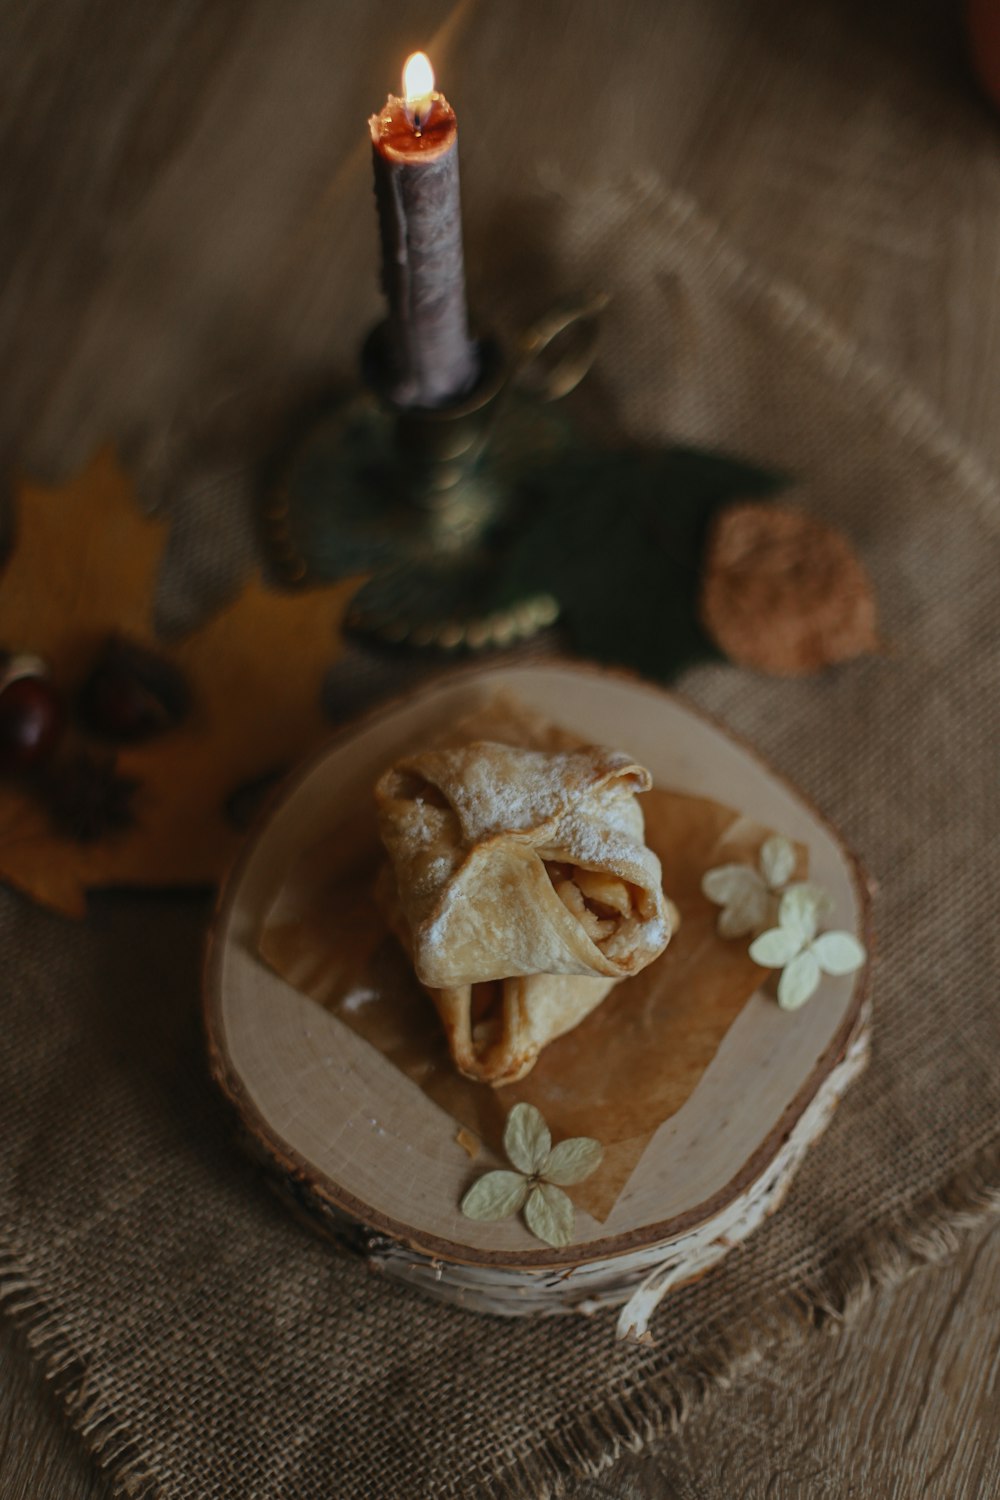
[406,96,432,134]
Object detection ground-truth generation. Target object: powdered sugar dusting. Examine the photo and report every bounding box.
[432,742,643,844]
[377,729,669,987]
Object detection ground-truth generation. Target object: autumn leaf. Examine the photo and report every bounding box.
[0,447,356,916]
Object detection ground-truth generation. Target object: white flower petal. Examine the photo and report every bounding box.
[543,1137,603,1186]
[717,905,754,940]
[812,930,867,976]
[749,926,802,968]
[760,835,796,890]
[460,1170,529,1221]
[524,1182,575,1247]
[717,885,770,939]
[778,950,822,1010]
[702,865,762,906]
[784,881,833,921]
[503,1102,551,1174]
[779,884,827,945]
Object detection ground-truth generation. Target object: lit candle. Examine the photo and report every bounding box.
[369,51,479,409]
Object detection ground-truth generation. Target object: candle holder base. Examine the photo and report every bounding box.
[261,298,606,652]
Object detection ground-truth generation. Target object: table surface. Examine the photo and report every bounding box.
[3,0,1000,1495]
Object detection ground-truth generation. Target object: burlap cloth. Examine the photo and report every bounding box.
[2,183,999,1499]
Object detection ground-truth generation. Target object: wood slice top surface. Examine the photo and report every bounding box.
[204,662,871,1269]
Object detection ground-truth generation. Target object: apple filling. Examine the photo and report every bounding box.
[468,979,506,1054]
[545,861,636,948]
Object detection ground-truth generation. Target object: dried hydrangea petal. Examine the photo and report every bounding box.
[702,865,761,906]
[812,930,866,976]
[503,1102,551,1175]
[778,949,822,1010]
[543,1136,603,1186]
[783,881,833,921]
[760,835,796,890]
[460,1170,529,1221]
[749,926,802,968]
[778,885,824,945]
[717,885,770,939]
[524,1182,575,1247]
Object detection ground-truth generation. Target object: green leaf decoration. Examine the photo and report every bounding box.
[503,1102,551,1175]
[524,1182,576,1248]
[542,1136,604,1186]
[489,446,786,682]
[460,1170,530,1221]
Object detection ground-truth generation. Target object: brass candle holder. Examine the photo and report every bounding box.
[261,293,607,651]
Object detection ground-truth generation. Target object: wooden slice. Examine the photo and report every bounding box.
[204,661,871,1329]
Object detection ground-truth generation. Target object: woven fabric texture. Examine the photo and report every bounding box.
[2,184,998,1500]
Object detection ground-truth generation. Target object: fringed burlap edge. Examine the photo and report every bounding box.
[3,1141,1000,1500]
[477,1141,1000,1500]
[0,1239,163,1499]
[2,186,999,1499]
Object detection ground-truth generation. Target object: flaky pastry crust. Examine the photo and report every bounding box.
[375,740,670,989]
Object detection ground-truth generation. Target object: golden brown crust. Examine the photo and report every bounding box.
[375,738,671,989]
[204,655,873,1270]
[375,861,618,1085]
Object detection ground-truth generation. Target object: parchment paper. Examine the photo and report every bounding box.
[259,787,799,1219]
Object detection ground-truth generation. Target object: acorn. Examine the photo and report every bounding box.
[0,653,65,774]
[43,750,139,843]
[78,635,190,743]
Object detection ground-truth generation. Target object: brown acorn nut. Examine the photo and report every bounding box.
[78,635,191,742]
[699,503,878,676]
[0,653,65,773]
[43,750,140,843]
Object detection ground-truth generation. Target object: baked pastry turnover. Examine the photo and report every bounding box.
[375,727,672,1084]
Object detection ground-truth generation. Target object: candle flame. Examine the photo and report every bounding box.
[403,51,435,103]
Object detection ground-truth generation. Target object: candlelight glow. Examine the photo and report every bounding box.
[403,51,435,104]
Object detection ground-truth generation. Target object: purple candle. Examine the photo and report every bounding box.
[369,52,479,409]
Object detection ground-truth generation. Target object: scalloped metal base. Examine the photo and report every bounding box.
[262,388,571,652]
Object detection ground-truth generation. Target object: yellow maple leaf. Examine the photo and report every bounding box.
[0,447,357,916]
